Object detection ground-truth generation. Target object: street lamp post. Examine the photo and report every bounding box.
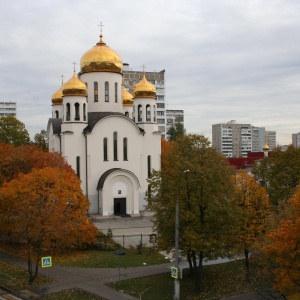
[174,169,189,300]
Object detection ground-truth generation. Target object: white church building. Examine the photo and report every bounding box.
[47,32,161,216]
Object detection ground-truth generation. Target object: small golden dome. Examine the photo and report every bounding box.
[263,144,269,151]
[80,35,122,74]
[122,85,133,106]
[52,84,64,105]
[133,74,156,99]
[62,72,87,97]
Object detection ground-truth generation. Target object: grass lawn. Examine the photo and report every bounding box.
[109,258,274,300]
[0,261,49,290]
[53,247,169,268]
[40,289,105,300]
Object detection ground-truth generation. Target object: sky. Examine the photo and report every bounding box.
[1,0,300,145]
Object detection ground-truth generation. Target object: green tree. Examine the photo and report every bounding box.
[167,123,184,141]
[233,170,270,281]
[148,134,236,293]
[0,116,30,146]
[253,145,300,205]
[33,129,48,151]
[0,167,97,282]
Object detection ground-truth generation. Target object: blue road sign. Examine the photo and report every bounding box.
[41,256,52,268]
[171,266,178,278]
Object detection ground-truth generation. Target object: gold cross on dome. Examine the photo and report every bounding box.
[98,22,105,35]
[60,74,64,84]
[142,65,146,74]
[72,61,77,72]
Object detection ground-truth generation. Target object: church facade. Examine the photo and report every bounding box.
[47,32,161,216]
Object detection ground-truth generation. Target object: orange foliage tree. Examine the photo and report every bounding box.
[264,185,300,295]
[0,143,68,187]
[0,167,97,282]
[161,138,173,172]
[233,170,270,280]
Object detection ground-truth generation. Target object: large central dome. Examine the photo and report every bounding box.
[80,35,122,74]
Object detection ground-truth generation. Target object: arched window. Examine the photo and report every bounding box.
[55,110,59,118]
[138,104,142,122]
[123,138,128,161]
[75,103,80,121]
[66,103,70,121]
[146,105,151,122]
[105,81,109,102]
[113,132,118,161]
[85,82,88,102]
[76,156,80,178]
[83,103,86,121]
[94,81,98,102]
[115,82,118,102]
[153,105,156,122]
[133,105,135,122]
[103,138,108,161]
[147,155,151,178]
[125,111,129,117]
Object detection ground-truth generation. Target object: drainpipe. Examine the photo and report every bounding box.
[84,132,88,198]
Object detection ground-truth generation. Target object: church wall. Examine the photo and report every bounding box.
[61,122,87,195]
[80,72,123,113]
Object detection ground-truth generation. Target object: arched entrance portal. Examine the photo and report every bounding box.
[97,168,140,216]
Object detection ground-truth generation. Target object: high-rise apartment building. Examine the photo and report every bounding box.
[123,64,166,138]
[265,131,276,150]
[212,121,275,158]
[0,102,17,117]
[292,132,300,148]
[166,109,184,141]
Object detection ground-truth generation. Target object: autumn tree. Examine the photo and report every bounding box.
[0,116,30,146]
[0,143,67,187]
[232,170,270,281]
[161,138,174,171]
[0,167,97,282]
[253,145,300,205]
[148,134,237,293]
[167,123,185,141]
[264,184,300,296]
[33,129,48,151]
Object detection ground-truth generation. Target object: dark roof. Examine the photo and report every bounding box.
[84,112,124,132]
[48,118,62,134]
[97,168,141,190]
[83,112,144,134]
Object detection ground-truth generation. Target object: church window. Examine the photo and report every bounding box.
[75,103,80,121]
[113,132,118,161]
[147,155,151,178]
[125,111,129,117]
[146,105,151,122]
[105,81,109,102]
[138,105,142,122]
[94,81,98,102]
[103,138,108,161]
[123,138,128,161]
[132,105,135,122]
[66,103,70,121]
[55,110,59,118]
[115,82,118,102]
[83,103,86,121]
[153,105,156,122]
[76,156,80,178]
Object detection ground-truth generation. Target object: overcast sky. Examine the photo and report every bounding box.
[1,0,300,145]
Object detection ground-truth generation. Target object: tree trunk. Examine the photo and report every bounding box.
[244,248,250,282]
[186,250,194,276]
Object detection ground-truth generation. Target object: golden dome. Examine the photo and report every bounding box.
[62,72,87,97]
[122,85,133,106]
[52,84,64,105]
[80,35,122,74]
[133,74,156,99]
[263,144,269,151]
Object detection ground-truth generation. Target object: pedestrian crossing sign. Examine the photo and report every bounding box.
[41,256,52,268]
[171,266,178,278]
